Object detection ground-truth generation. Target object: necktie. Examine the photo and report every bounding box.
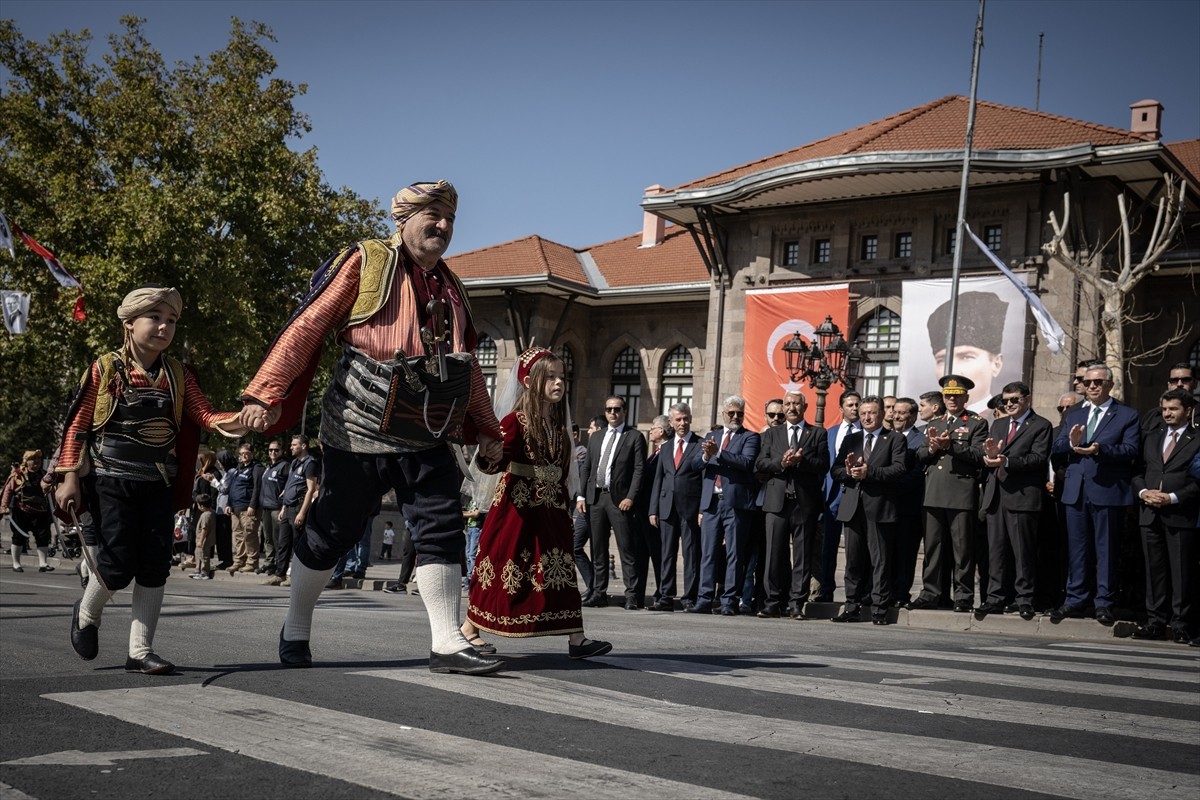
[674,438,684,468]
[789,425,799,450]
[1162,430,1179,462]
[714,430,731,490]
[1005,418,1019,445]
[1085,406,1103,441]
[595,428,617,488]
[864,432,874,460]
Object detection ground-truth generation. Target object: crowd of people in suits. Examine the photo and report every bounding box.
[570,361,1200,647]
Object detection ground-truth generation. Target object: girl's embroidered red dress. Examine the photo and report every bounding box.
[466,410,582,637]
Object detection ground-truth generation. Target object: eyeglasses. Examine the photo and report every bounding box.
[268,448,281,452]
[1001,396,1025,406]
[725,410,744,418]
[1167,376,1194,385]
[604,406,623,413]
[766,412,786,420]
[1080,378,1107,387]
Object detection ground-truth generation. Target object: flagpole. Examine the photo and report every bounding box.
[944,0,986,376]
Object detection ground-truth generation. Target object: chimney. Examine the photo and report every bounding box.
[641,184,666,248]
[1129,99,1163,138]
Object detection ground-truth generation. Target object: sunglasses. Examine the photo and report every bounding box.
[268,448,281,452]
[604,406,624,413]
[1001,396,1025,406]
[725,410,745,418]
[1080,378,1107,387]
[766,412,786,420]
[1167,376,1194,384]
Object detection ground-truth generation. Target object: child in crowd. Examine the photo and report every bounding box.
[54,285,245,675]
[191,493,216,580]
[461,346,611,661]
[380,520,395,560]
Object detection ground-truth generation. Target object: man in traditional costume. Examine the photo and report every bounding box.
[239,180,505,675]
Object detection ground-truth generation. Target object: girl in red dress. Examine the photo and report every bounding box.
[462,347,612,660]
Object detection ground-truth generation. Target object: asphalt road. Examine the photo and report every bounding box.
[1,565,1197,800]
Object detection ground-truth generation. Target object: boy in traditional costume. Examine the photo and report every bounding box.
[1,450,54,572]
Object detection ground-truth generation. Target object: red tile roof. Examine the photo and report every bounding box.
[1166,139,1200,184]
[448,226,709,290]
[672,95,1151,191]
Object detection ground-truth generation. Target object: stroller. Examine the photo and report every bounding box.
[53,517,83,560]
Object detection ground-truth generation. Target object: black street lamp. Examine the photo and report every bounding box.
[782,315,866,426]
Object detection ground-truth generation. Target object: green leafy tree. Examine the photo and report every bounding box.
[0,17,386,463]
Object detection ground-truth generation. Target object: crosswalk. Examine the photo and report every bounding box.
[38,640,1200,799]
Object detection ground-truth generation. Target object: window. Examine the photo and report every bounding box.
[860,235,878,261]
[895,232,913,259]
[946,229,957,256]
[813,239,831,264]
[984,224,1002,251]
[854,309,901,396]
[556,344,576,412]
[782,241,800,267]
[476,333,497,400]
[660,345,694,415]
[611,346,643,423]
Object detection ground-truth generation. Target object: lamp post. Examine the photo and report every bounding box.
[782,316,866,427]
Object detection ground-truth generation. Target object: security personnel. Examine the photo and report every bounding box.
[908,375,989,612]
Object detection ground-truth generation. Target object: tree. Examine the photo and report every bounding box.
[0,17,386,462]
[1043,174,1190,399]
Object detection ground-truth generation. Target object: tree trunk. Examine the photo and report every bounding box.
[1102,291,1125,400]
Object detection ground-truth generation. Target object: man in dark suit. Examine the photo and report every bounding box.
[690,395,761,615]
[1051,364,1141,625]
[909,375,988,613]
[649,402,705,610]
[1131,389,1200,642]
[1140,363,1197,435]
[889,395,929,606]
[819,392,861,602]
[754,391,829,618]
[830,396,908,624]
[975,382,1052,620]
[577,396,646,609]
[633,415,670,608]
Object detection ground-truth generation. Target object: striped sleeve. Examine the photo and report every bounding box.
[56,363,101,473]
[183,367,242,434]
[243,251,362,407]
[466,359,501,442]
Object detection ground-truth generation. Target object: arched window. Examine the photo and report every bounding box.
[854,309,900,397]
[555,344,576,412]
[660,345,694,415]
[610,346,643,423]
[476,334,497,401]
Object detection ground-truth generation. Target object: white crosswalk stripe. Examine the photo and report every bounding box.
[39,640,1199,799]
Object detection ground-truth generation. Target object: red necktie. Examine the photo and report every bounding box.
[1005,419,1019,446]
[714,431,731,489]
[674,438,684,468]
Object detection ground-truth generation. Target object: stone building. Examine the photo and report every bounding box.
[450,95,1199,431]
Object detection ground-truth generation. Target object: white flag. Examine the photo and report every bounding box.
[964,224,1066,354]
[0,211,15,259]
[1,290,30,335]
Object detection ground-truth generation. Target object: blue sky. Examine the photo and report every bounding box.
[4,0,1198,256]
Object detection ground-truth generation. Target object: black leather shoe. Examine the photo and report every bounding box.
[279,625,313,668]
[324,578,344,590]
[428,648,503,675]
[1049,603,1086,622]
[687,603,713,614]
[1172,627,1191,644]
[70,600,99,661]
[871,611,890,625]
[738,602,753,615]
[831,606,863,622]
[583,594,609,608]
[39,565,55,572]
[974,602,1004,617]
[1018,604,1035,620]
[788,606,807,620]
[568,638,613,660]
[125,652,175,675]
[1095,607,1115,625]
[720,606,737,616]
[906,596,938,610]
[757,607,781,618]
[649,599,675,612]
[952,600,972,613]
[1130,623,1166,640]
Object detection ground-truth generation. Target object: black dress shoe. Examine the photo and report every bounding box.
[974,602,1004,617]
[1049,603,1086,622]
[788,606,807,620]
[831,606,863,622]
[429,648,503,675]
[720,606,737,616]
[324,578,344,591]
[1130,623,1166,640]
[649,599,675,612]
[1005,603,1020,613]
[1095,607,1115,625]
[125,652,175,675]
[568,638,613,660]
[952,600,972,613]
[584,594,609,608]
[624,599,638,610]
[279,625,313,668]
[70,600,99,661]
[687,603,713,614]
[757,607,781,618]
[738,602,753,615]
[39,565,55,572]
[1172,627,1192,644]
[906,596,938,610]
[1018,604,1035,620]
[871,612,890,626]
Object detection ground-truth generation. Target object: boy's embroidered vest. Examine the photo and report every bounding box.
[91,352,187,467]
